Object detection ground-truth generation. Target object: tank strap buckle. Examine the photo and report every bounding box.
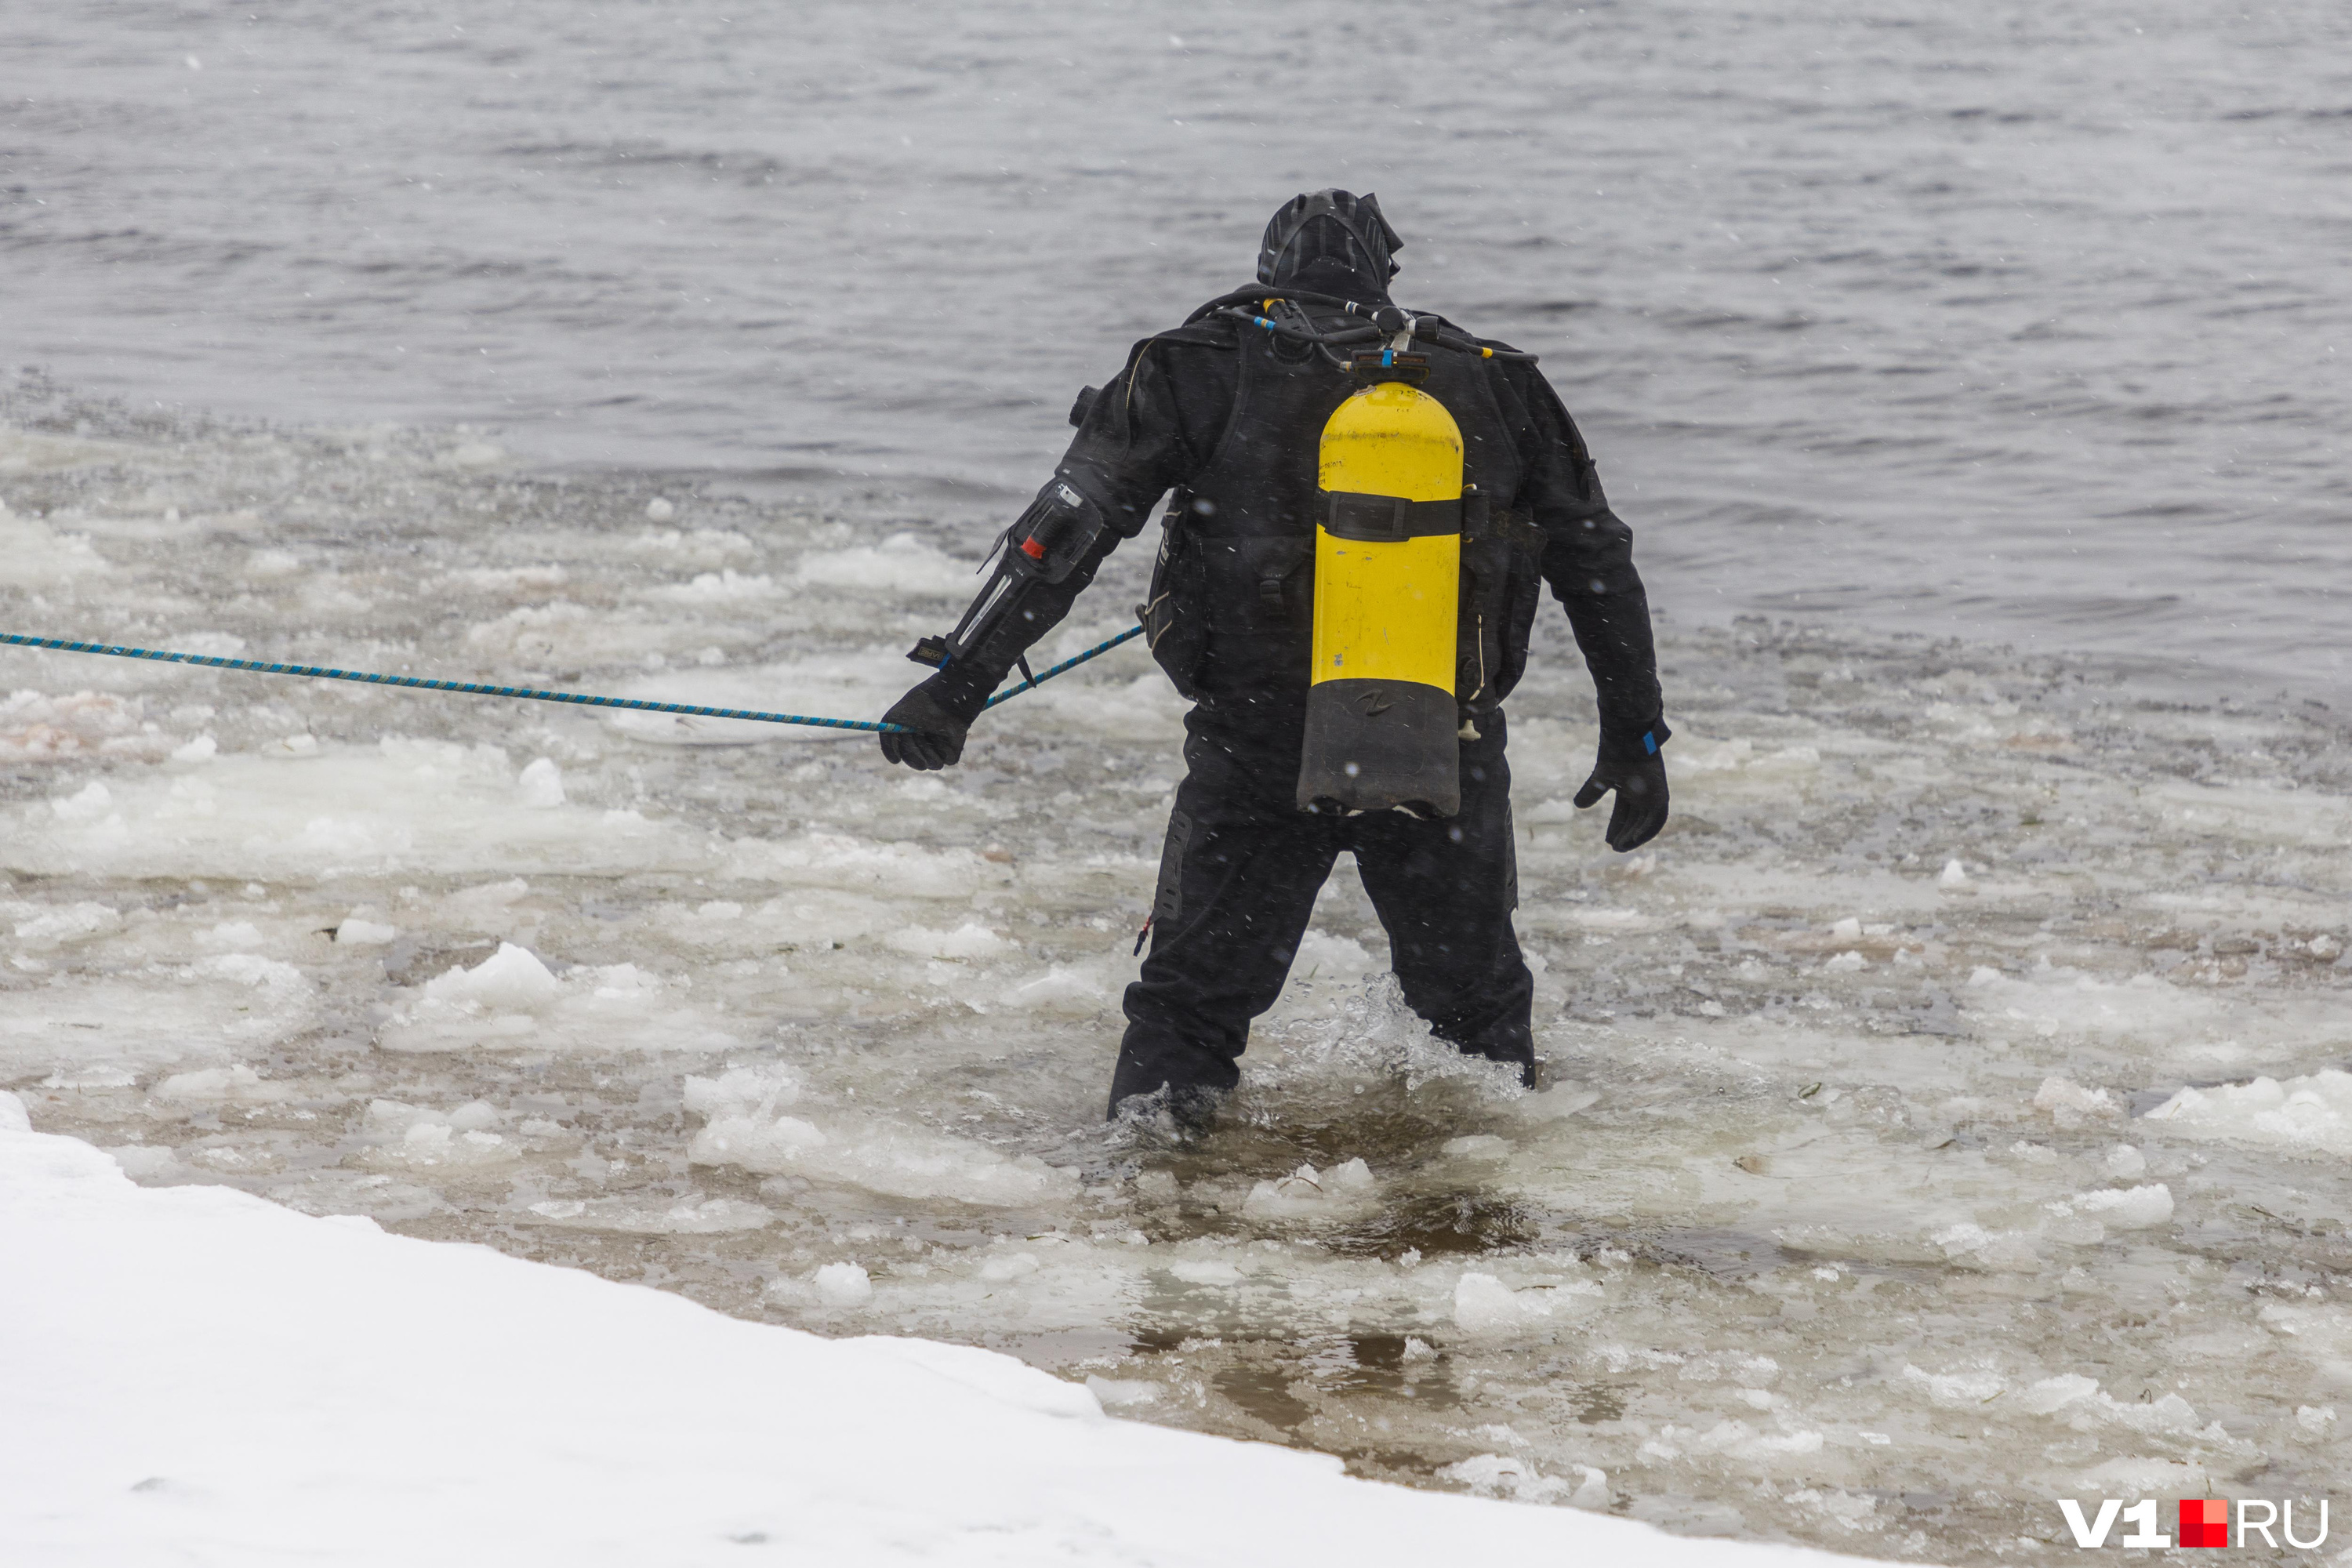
[1317,489,1467,543]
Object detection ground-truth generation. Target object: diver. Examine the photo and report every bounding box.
[880,189,1669,1129]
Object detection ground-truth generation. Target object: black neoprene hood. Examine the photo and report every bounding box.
[1256,189,1405,289]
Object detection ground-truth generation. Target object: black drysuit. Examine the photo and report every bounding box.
[918,285,1663,1116]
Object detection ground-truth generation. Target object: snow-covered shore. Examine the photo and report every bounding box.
[0,1095,1874,1566]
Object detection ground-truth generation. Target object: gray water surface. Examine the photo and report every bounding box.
[5,2,2350,692]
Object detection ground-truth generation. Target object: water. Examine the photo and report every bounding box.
[4,398,2349,1560]
[6,5,2352,1558]
[5,1,2350,701]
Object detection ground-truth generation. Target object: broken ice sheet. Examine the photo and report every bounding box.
[4,405,2348,1563]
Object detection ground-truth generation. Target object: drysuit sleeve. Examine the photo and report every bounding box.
[1497,361,1664,734]
[924,328,1236,713]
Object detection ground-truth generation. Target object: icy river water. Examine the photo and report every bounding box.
[5,2,2352,1561]
[7,0,2351,704]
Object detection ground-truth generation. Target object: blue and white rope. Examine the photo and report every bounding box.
[0,624,1148,733]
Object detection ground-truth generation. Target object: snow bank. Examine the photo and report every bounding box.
[0,1105,1876,1567]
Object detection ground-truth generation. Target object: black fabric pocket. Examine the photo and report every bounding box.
[1195,535,1312,637]
[1457,509,1544,710]
[1152,808,1193,923]
[1138,522,1208,699]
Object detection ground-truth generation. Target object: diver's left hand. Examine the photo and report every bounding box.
[1573,720,1671,851]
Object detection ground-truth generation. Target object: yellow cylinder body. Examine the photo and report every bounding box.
[1296,381,1464,816]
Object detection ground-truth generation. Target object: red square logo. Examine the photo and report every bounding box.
[2180,1498,2229,1548]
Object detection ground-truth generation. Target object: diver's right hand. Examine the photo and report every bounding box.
[877,680,973,771]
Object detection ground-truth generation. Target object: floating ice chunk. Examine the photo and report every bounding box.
[2067,1184,2173,1229]
[0,1091,30,1134]
[978,1251,1041,1283]
[1830,917,1862,940]
[1900,1364,2005,1407]
[1786,1489,1879,1532]
[2021,1374,2101,1415]
[886,922,1014,960]
[2103,1144,2146,1179]
[195,953,307,993]
[439,878,532,920]
[1439,1454,1588,1505]
[793,532,983,597]
[200,920,267,950]
[171,734,218,764]
[11,902,121,944]
[1510,1084,1600,1120]
[1442,1135,1512,1160]
[450,563,568,593]
[646,497,674,521]
[2298,1404,2337,1433]
[691,1110,1072,1207]
[1000,964,1109,1011]
[1452,1272,1595,1334]
[107,1144,187,1180]
[1,690,158,762]
[1242,1159,1375,1218]
[424,942,561,1012]
[42,1067,137,1090]
[691,1113,826,1167]
[1929,1223,2040,1272]
[1939,858,1970,887]
[1678,1351,1780,1386]
[154,1064,293,1104]
[682,1065,803,1120]
[1642,1418,1822,1462]
[2034,1076,2118,1128]
[515,757,565,808]
[2144,1069,2352,1156]
[1170,1259,1243,1287]
[646,568,780,604]
[50,782,114,822]
[814,1261,872,1307]
[361,1099,515,1168]
[731,831,987,897]
[2075,1457,2209,1497]
[1084,1376,1163,1407]
[336,916,398,946]
[528,1196,774,1235]
[1822,950,1867,972]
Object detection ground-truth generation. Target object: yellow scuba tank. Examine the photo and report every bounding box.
[1296,379,1465,816]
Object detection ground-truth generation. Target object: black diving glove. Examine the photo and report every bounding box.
[1573,717,1671,851]
[877,677,982,771]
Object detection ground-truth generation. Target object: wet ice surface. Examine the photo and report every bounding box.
[5,390,2350,1561]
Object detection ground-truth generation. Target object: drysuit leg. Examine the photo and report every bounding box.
[1348,722,1536,1084]
[1110,730,1340,1117]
